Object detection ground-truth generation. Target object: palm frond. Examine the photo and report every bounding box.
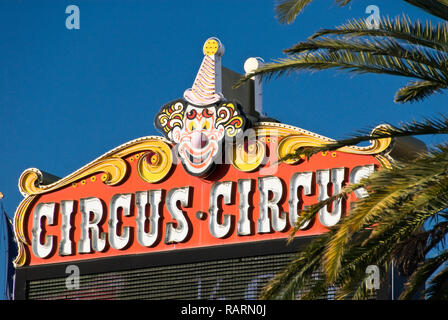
[234,51,448,104]
[266,132,448,299]
[266,146,448,298]
[235,16,448,104]
[424,262,448,299]
[400,250,448,299]
[319,145,448,282]
[393,220,448,275]
[424,219,448,255]
[260,232,331,299]
[404,0,448,21]
[367,160,448,239]
[287,35,448,71]
[306,17,448,52]
[284,31,448,104]
[395,80,447,103]
[326,182,448,282]
[274,0,353,24]
[332,214,426,297]
[332,183,448,298]
[288,180,367,238]
[274,0,448,25]
[274,0,314,25]
[235,49,441,87]
[393,232,431,275]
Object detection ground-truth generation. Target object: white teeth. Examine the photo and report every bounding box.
[185,149,212,165]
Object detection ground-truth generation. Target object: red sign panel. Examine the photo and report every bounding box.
[13,122,391,266]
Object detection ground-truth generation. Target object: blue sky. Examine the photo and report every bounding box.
[0,0,447,299]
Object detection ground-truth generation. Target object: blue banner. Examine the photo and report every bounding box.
[1,200,17,300]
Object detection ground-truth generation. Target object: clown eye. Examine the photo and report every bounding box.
[202,108,214,118]
[202,122,210,130]
[187,109,197,120]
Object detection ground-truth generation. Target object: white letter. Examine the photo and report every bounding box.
[136,190,162,247]
[78,197,107,253]
[365,5,380,30]
[32,202,57,258]
[108,193,132,250]
[165,187,190,243]
[209,181,233,238]
[237,179,253,236]
[257,176,287,233]
[289,171,313,229]
[65,5,80,30]
[349,164,375,199]
[59,200,75,256]
[366,265,380,290]
[65,265,80,290]
[317,168,346,227]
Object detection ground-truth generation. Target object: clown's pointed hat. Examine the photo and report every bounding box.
[183,38,225,106]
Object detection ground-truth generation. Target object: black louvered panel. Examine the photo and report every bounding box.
[27,253,297,300]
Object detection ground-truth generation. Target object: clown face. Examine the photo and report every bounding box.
[155,99,246,177]
[171,105,225,176]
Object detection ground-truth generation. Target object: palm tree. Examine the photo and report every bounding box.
[235,0,448,299]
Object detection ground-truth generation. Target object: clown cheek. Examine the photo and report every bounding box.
[171,127,181,144]
[216,127,225,141]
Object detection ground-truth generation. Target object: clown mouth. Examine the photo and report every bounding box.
[185,148,213,165]
[179,141,217,170]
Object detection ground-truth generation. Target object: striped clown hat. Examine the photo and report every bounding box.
[183,38,225,106]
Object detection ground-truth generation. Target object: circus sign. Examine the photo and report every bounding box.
[13,38,395,267]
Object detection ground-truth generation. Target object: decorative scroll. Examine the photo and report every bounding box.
[19,158,127,197]
[12,195,36,267]
[137,142,173,183]
[277,135,325,165]
[230,122,393,170]
[232,139,266,172]
[276,124,392,163]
